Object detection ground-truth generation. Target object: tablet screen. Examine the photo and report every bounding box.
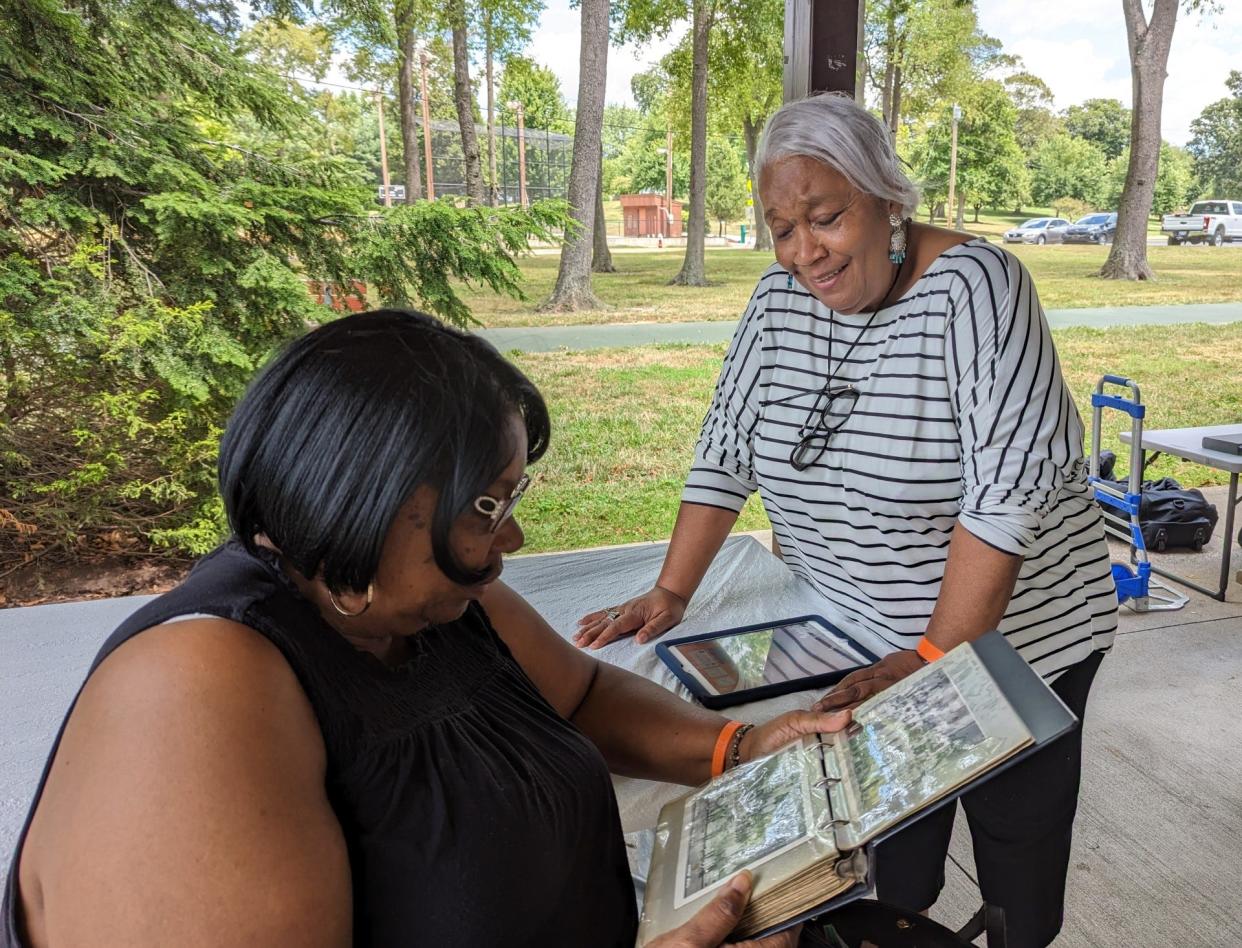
[669,619,872,696]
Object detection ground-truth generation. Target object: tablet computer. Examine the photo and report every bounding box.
[655,615,880,710]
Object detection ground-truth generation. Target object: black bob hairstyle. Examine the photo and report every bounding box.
[218,308,550,592]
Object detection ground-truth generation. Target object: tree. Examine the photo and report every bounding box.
[912,83,1028,224]
[0,0,566,562]
[1105,142,1198,216]
[1188,71,1242,199]
[695,0,781,251]
[446,0,485,202]
[1101,0,1214,281]
[865,0,1001,138]
[1064,98,1131,162]
[1004,70,1062,156]
[542,0,608,310]
[619,0,720,286]
[705,138,746,236]
[498,55,573,132]
[593,144,616,272]
[479,0,543,204]
[1029,134,1109,207]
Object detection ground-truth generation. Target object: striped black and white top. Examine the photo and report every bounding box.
[684,240,1117,679]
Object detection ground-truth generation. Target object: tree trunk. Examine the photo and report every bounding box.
[742,117,771,251]
[397,22,423,202]
[1100,0,1179,281]
[672,0,713,287]
[954,194,965,230]
[890,64,903,135]
[881,11,896,137]
[449,2,485,204]
[593,142,616,272]
[485,11,497,206]
[542,0,608,310]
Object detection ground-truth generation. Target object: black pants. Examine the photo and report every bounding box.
[873,650,1105,948]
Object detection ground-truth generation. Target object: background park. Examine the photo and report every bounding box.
[2,0,1242,604]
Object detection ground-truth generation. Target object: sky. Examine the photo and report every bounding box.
[528,0,1242,146]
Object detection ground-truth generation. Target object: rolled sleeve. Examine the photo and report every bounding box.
[681,275,774,512]
[946,249,1082,556]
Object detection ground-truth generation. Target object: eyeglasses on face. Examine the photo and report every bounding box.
[789,384,860,471]
[473,473,531,533]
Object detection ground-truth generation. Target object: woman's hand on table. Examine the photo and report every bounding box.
[647,871,802,948]
[811,650,925,713]
[738,708,853,765]
[574,585,687,650]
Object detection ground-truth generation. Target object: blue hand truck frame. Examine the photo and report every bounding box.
[1088,375,1188,612]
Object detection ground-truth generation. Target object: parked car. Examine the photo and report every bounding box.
[1162,200,1242,246]
[1002,218,1070,245]
[1063,213,1118,244]
[376,184,407,203]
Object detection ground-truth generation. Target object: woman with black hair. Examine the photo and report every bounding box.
[3,310,843,948]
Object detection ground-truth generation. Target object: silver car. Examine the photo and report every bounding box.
[1003,218,1070,245]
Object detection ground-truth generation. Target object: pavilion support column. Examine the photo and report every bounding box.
[783,0,865,103]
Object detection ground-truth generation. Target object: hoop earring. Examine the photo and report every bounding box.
[888,214,908,265]
[328,583,373,617]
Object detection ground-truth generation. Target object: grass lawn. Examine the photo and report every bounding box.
[462,241,1242,329]
[512,323,1242,554]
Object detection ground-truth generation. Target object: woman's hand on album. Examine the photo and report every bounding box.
[811,650,926,713]
[574,585,687,650]
[648,870,802,948]
[738,708,854,766]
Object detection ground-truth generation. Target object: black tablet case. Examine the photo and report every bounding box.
[655,615,881,710]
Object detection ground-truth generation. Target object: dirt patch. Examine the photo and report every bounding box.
[1,555,191,608]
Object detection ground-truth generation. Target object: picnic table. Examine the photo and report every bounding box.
[1120,422,1242,601]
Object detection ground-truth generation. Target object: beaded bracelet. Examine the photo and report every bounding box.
[727,723,755,771]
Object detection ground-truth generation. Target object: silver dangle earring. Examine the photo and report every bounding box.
[888,214,908,265]
[786,272,794,290]
[328,582,374,618]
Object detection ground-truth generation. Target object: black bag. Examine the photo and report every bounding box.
[1094,454,1219,551]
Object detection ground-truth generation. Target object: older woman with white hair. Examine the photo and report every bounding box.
[578,94,1118,947]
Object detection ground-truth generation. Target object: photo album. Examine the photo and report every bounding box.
[636,631,1076,944]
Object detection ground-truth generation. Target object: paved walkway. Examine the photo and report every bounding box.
[479,301,1242,353]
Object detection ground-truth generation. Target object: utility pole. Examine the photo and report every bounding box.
[375,91,392,207]
[665,127,674,238]
[947,103,962,229]
[508,100,528,208]
[419,49,436,200]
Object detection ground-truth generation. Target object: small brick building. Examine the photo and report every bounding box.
[619,194,683,238]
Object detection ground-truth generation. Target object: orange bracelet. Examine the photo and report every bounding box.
[711,721,746,778]
[916,636,946,663]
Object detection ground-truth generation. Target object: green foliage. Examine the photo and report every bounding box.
[912,83,1028,215]
[1004,71,1062,153]
[1029,134,1109,207]
[1063,98,1131,162]
[610,114,689,198]
[498,55,573,133]
[704,138,746,233]
[0,0,566,563]
[1188,70,1242,198]
[1103,142,1199,216]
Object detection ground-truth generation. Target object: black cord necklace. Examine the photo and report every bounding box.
[828,254,907,381]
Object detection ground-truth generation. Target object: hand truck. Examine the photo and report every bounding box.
[1088,375,1188,612]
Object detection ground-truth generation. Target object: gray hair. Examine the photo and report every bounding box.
[756,93,921,219]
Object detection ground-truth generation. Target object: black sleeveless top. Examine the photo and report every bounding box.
[3,541,638,946]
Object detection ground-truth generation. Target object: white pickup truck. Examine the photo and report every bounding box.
[1162,200,1242,246]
